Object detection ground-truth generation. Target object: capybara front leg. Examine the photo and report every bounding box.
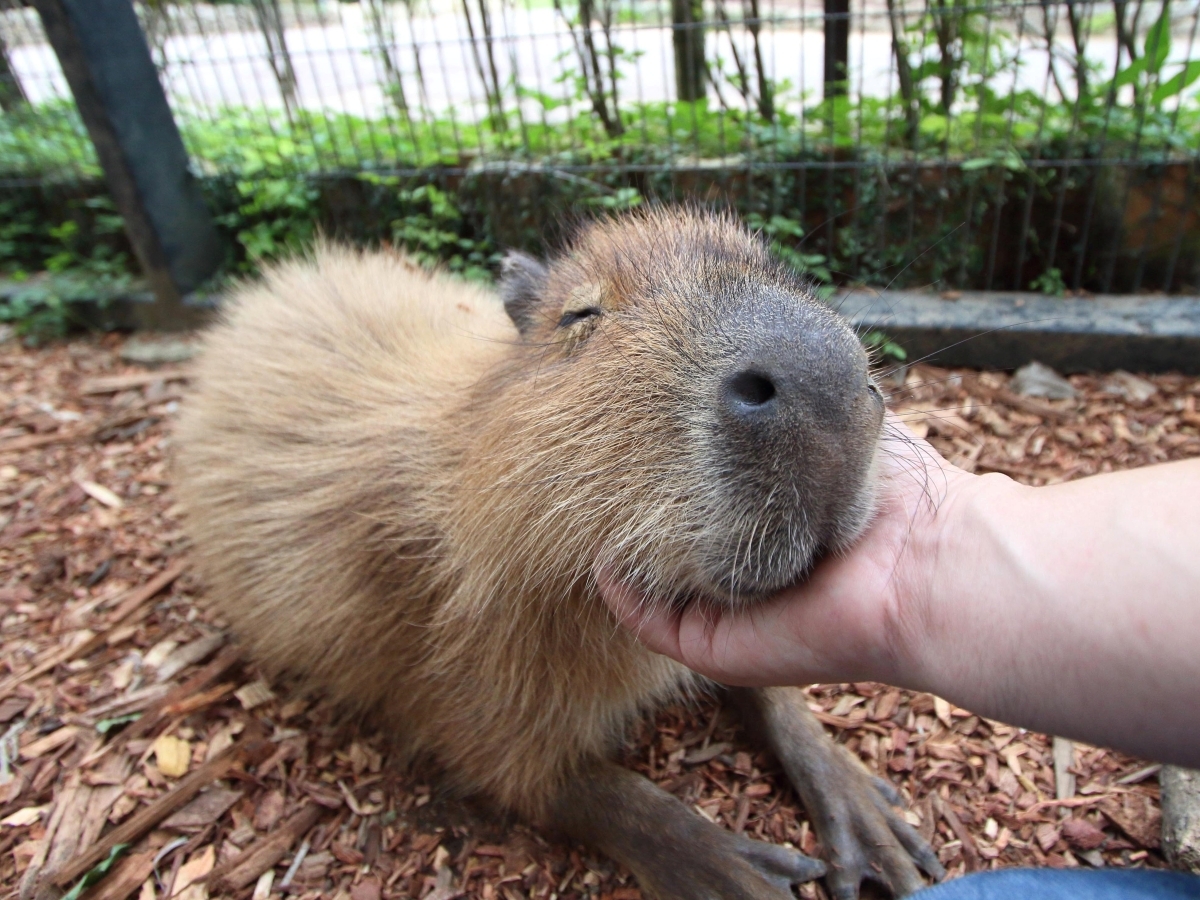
[549,760,825,900]
[731,686,945,899]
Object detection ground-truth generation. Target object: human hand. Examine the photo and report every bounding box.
[597,414,984,688]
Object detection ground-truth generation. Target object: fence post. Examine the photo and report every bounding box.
[824,0,849,98]
[33,0,225,329]
[672,0,706,102]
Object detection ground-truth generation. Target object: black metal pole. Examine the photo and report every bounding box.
[824,0,850,99]
[672,0,706,103]
[33,0,224,328]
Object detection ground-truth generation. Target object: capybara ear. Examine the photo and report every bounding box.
[499,251,549,336]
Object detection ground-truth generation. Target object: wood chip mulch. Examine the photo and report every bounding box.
[2,333,1198,900]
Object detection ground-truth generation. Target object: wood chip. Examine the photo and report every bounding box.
[51,739,272,888]
[123,645,241,744]
[154,633,226,684]
[252,791,285,832]
[208,805,322,893]
[0,697,30,723]
[233,681,274,711]
[933,696,953,728]
[75,480,124,510]
[0,562,187,703]
[1,806,46,828]
[171,845,215,896]
[80,370,190,395]
[19,726,80,761]
[933,794,981,872]
[1053,736,1076,800]
[683,742,732,765]
[77,850,157,900]
[251,870,273,900]
[161,789,242,832]
[0,428,87,455]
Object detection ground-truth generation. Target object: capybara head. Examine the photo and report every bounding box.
[463,207,884,610]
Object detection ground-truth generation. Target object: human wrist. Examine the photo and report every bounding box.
[887,469,1028,695]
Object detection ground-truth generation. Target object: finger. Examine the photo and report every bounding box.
[594,568,685,660]
[672,600,805,685]
[598,568,847,686]
[735,836,827,883]
[882,808,946,882]
[871,775,905,807]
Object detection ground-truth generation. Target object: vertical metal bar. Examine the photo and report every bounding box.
[796,0,809,240]
[1162,159,1197,291]
[1071,1,1132,293]
[846,0,865,281]
[954,0,996,287]
[1044,0,1100,286]
[1012,1,1061,290]
[982,4,1030,291]
[1131,0,1200,291]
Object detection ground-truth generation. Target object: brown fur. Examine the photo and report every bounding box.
[175,208,880,823]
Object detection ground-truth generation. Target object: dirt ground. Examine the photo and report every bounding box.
[2,332,1198,900]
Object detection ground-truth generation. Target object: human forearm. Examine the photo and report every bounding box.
[902,460,1200,765]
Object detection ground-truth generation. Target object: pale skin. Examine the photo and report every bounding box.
[600,416,1200,767]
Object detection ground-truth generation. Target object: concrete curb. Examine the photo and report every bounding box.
[7,276,1200,372]
[840,290,1200,374]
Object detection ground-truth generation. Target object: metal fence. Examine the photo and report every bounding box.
[1,0,1198,294]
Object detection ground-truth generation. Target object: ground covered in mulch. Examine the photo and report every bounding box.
[2,333,1199,900]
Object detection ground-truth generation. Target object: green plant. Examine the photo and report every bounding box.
[1031,267,1067,296]
[746,212,834,293]
[0,268,131,344]
[369,178,500,282]
[580,186,643,210]
[62,845,127,900]
[861,330,908,363]
[0,195,133,342]
[1093,2,1200,109]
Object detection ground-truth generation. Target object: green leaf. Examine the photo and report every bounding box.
[1152,60,1200,104]
[96,714,141,735]
[1142,6,1172,74]
[961,157,994,170]
[62,844,128,900]
[861,330,907,361]
[1111,54,1148,90]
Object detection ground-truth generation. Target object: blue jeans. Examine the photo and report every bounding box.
[914,869,1200,899]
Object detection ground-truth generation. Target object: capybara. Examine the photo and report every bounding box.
[176,208,941,899]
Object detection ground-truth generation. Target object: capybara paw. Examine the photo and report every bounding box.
[639,827,826,900]
[811,762,944,899]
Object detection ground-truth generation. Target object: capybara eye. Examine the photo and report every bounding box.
[558,307,602,329]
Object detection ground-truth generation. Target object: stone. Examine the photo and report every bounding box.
[1104,370,1158,403]
[1011,361,1077,399]
[1163,766,1200,873]
[119,335,197,365]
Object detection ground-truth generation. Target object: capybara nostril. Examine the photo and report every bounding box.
[726,370,777,410]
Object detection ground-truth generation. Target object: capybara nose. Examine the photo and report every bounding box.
[724,370,778,411]
[718,311,874,436]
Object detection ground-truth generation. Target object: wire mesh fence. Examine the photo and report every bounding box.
[0,0,1197,295]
